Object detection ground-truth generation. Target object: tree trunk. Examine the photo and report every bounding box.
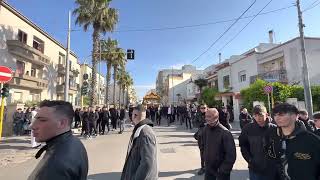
[90,28,99,106]
[118,84,121,107]
[122,85,126,107]
[113,65,117,107]
[105,61,112,105]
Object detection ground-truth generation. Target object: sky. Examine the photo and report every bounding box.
[5,0,320,99]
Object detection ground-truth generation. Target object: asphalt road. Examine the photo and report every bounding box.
[0,121,249,180]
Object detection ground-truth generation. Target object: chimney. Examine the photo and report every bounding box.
[218,53,222,63]
[268,30,274,44]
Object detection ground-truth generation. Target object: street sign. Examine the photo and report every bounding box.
[264,85,273,94]
[0,66,13,83]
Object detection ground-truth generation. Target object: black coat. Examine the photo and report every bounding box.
[265,121,320,180]
[238,119,277,175]
[298,117,315,132]
[28,131,88,180]
[200,123,236,176]
[219,111,230,130]
[239,112,252,129]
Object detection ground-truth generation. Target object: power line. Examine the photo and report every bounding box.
[70,5,294,33]
[197,0,275,69]
[214,0,275,61]
[189,0,257,64]
[303,0,320,12]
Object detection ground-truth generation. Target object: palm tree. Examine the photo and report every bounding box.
[100,37,118,105]
[112,48,126,106]
[117,67,126,107]
[73,0,118,106]
[122,72,133,106]
[194,78,208,102]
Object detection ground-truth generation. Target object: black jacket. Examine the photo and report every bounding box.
[200,123,236,176]
[88,111,99,122]
[314,128,320,137]
[219,111,230,130]
[265,121,320,180]
[298,117,315,132]
[238,119,277,175]
[101,110,109,122]
[239,112,252,129]
[109,108,119,119]
[120,109,126,120]
[28,131,88,180]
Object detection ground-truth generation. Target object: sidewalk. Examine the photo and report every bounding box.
[0,136,37,167]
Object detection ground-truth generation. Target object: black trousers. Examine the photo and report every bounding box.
[89,121,97,135]
[101,120,109,134]
[96,119,102,133]
[111,118,117,129]
[205,172,230,180]
[198,138,205,169]
[185,116,192,129]
[81,120,89,135]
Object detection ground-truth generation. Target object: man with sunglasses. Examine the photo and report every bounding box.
[194,104,208,175]
[265,103,320,180]
[121,105,158,180]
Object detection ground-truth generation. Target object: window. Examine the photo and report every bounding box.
[33,36,44,53]
[223,75,230,89]
[31,67,36,77]
[59,53,65,65]
[69,61,72,71]
[239,71,246,82]
[18,30,27,44]
[16,61,25,75]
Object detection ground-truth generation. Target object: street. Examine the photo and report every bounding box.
[0,122,249,180]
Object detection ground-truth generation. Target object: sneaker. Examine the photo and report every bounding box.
[197,168,205,175]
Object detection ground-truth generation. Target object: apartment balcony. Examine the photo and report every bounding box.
[8,72,48,90]
[57,64,79,77]
[250,70,288,84]
[6,40,50,66]
[56,84,79,94]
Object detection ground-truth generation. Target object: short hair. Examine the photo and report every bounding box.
[298,109,308,115]
[40,100,74,124]
[313,112,320,120]
[253,105,267,115]
[273,103,299,115]
[133,104,146,113]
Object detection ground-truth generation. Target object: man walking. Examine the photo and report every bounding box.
[28,100,88,180]
[239,105,277,180]
[12,108,24,136]
[121,105,158,180]
[194,104,207,175]
[298,109,315,132]
[200,108,236,180]
[101,107,110,135]
[119,106,126,134]
[88,107,99,136]
[265,103,320,180]
[109,106,118,131]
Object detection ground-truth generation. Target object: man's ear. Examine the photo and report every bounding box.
[58,117,70,129]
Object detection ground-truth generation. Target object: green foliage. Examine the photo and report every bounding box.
[241,79,320,112]
[200,87,221,107]
[24,100,40,107]
[194,78,208,91]
[83,96,90,106]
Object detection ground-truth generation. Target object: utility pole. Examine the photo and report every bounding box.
[64,11,71,102]
[296,0,313,115]
[172,67,174,106]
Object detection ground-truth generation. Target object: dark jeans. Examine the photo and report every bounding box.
[198,139,205,169]
[185,116,192,129]
[13,120,24,135]
[96,119,102,133]
[101,120,110,134]
[249,170,270,180]
[81,120,89,136]
[89,121,97,135]
[205,172,230,180]
[111,118,117,129]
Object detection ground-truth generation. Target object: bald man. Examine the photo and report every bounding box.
[200,108,236,180]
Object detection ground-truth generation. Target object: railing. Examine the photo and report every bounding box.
[6,40,50,65]
[250,69,288,84]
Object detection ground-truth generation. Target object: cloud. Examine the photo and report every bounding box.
[170,63,185,69]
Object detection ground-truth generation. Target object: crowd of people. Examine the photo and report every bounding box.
[8,99,320,180]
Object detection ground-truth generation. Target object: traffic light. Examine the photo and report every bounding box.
[127,49,135,60]
[1,85,10,98]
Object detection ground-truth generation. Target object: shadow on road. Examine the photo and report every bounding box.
[87,172,121,180]
[160,140,195,145]
[0,138,30,144]
[0,144,31,150]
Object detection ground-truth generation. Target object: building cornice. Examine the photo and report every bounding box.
[2,1,78,59]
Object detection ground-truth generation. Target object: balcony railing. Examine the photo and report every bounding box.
[56,84,78,94]
[8,72,48,90]
[6,40,50,66]
[250,70,288,84]
[57,64,79,77]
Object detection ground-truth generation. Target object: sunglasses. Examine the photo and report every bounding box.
[200,107,206,109]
